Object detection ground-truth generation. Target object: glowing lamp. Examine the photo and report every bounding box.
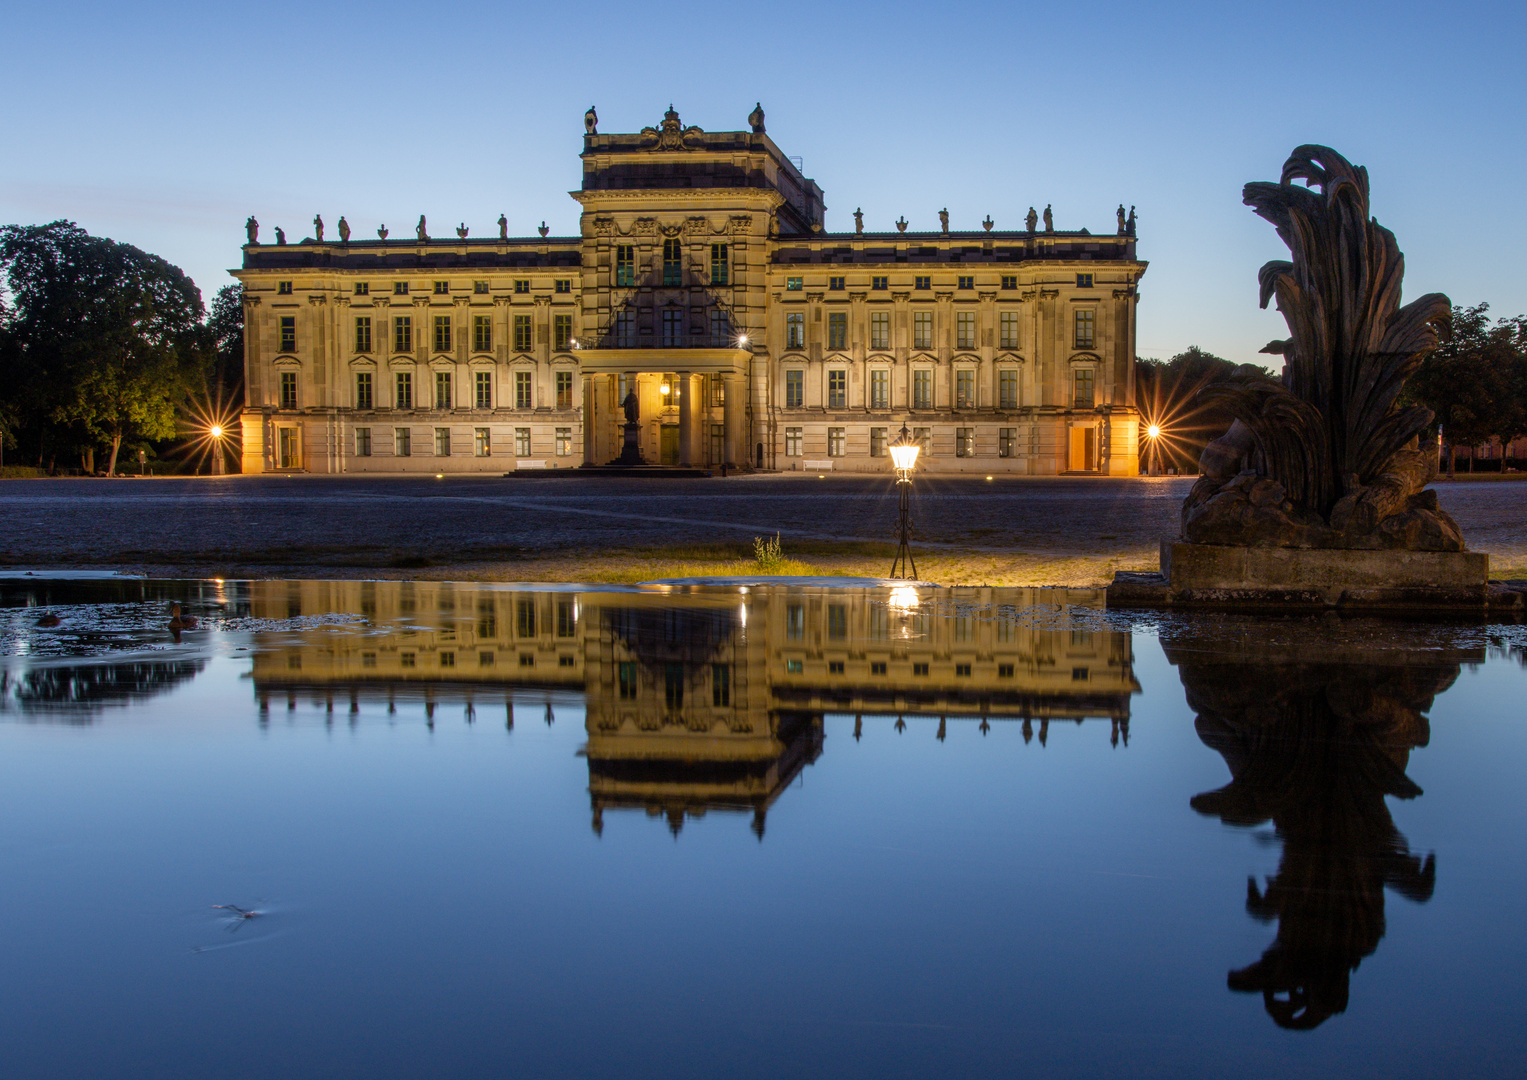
[209,425,223,439]
[660,382,670,396]
[738,334,749,347]
[888,425,920,475]
[1147,424,1161,439]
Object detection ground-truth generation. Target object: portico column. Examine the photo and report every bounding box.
[676,372,693,466]
[581,374,595,464]
[723,371,742,468]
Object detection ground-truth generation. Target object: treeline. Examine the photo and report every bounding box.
[1139,303,1527,475]
[0,221,243,475]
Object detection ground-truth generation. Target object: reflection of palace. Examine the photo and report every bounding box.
[1167,628,1471,1029]
[249,582,1138,835]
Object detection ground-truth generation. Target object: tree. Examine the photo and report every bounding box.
[207,283,244,405]
[0,221,208,474]
[1404,303,1527,474]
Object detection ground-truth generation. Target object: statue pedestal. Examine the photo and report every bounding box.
[1108,541,1492,612]
[615,422,644,466]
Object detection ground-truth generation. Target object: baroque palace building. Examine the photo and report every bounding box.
[233,105,1147,475]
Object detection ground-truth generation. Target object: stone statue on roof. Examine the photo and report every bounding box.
[498,214,508,240]
[1025,206,1038,232]
[1117,204,1127,235]
[748,102,765,133]
[337,216,350,243]
[1043,204,1054,232]
[623,387,639,424]
[245,216,258,244]
[938,208,949,233]
[853,207,863,234]
[274,226,286,245]
[416,215,428,242]
[377,224,388,240]
[584,106,598,135]
[1127,206,1137,236]
[313,214,324,242]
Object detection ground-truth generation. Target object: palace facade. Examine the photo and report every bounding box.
[233,106,1148,475]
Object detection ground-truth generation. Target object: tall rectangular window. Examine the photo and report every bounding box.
[956,311,976,349]
[354,316,372,354]
[472,315,491,352]
[784,427,802,456]
[513,314,532,352]
[785,370,803,408]
[913,370,932,409]
[474,427,490,457]
[712,664,730,707]
[614,310,637,347]
[556,428,572,456]
[515,428,531,456]
[618,661,637,700]
[395,427,411,456]
[956,427,974,457]
[515,370,532,409]
[279,371,297,409]
[433,315,451,353]
[474,370,492,409]
[827,369,847,409]
[999,369,1018,409]
[662,238,682,286]
[553,314,572,351]
[434,370,451,410]
[870,427,887,457]
[556,371,573,410]
[828,311,847,350]
[435,427,451,456]
[615,245,635,287]
[708,309,729,346]
[355,427,372,456]
[870,369,888,409]
[999,427,1016,457]
[914,427,931,455]
[1000,310,1019,349]
[279,316,296,352]
[710,243,728,285]
[870,311,890,350]
[662,309,683,347]
[395,371,413,409]
[785,311,804,349]
[355,371,373,410]
[913,311,933,349]
[1074,309,1095,349]
[956,369,975,409]
[1074,368,1095,408]
[827,427,845,456]
[517,598,536,637]
[664,663,683,709]
[557,600,576,637]
[393,316,412,353]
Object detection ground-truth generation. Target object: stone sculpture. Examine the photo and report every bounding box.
[1025,206,1038,232]
[538,221,549,238]
[456,223,469,239]
[1184,146,1458,551]
[337,216,350,243]
[748,102,765,134]
[895,216,908,233]
[245,216,259,243]
[416,215,428,242]
[498,214,508,240]
[377,224,388,240]
[1117,204,1127,234]
[1126,205,1137,236]
[585,105,598,134]
[274,226,286,245]
[982,215,994,232]
[853,207,863,234]
[1042,204,1053,232]
[938,208,949,233]
[313,214,324,242]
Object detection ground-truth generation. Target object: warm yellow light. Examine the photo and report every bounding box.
[1147,425,1161,439]
[660,383,670,395]
[985,475,993,481]
[209,425,223,438]
[889,442,920,471]
[738,334,749,347]
[435,473,444,479]
[889,585,919,611]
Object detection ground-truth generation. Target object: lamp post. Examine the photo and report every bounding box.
[1145,423,1161,476]
[888,423,920,579]
[209,425,226,475]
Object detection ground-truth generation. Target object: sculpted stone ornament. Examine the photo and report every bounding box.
[337,216,350,243]
[1042,204,1054,232]
[377,224,388,240]
[274,226,286,245]
[416,215,428,242]
[938,208,949,233]
[1025,206,1038,232]
[1117,204,1127,234]
[895,216,908,233]
[1183,146,1459,552]
[584,105,598,135]
[245,216,259,244]
[853,207,863,234]
[748,102,765,134]
[538,221,549,238]
[641,106,703,151]
[1127,205,1137,236]
[313,214,324,242]
[983,215,994,232]
[498,214,508,240]
[456,223,469,239]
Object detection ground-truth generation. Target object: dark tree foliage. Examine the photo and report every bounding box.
[1403,303,1527,473]
[207,283,244,405]
[0,221,210,474]
[1135,346,1250,472]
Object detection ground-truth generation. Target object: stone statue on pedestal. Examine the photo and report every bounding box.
[416,215,428,242]
[245,216,258,243]
[584,105,598,135]
[853,207,863,234]
[337,216,350,243]
[1126,206,1137,236]
[1117,204,1127,234]
[1042,204,1053,232]
[313,214,324,242]
[498,214,508,240]
[1025,206,1038,232]
[748,102,765,133]
[938,208,949,233]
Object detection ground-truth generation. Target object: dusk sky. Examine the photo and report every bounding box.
[3,0,1522,365]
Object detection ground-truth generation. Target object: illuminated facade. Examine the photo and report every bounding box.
[234,106,1147,475]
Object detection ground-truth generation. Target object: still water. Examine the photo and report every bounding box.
[2,579,1525,1079]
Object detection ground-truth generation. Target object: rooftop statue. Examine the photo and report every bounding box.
[748,102,765,134]
[1025,206,1038,232]
[1127,205,1137,236]
[1117,204,1127,234]
[498,213,508,240]
[337,216,350,243]
[1186,146,1459,551]
[1042,204,1053,232]
[416,215,428,242]
[274,226,286,245]
[938,207,949,234]
[585,105,598,135]
[313,214,324,242]
[853,207,863,234]
[245,215,258,244]
[377,224,388,240]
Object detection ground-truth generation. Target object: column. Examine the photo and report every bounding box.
[582,374,596,464]
[676,373,693,466]
[723,371,742,467]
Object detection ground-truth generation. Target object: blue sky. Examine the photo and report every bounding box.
[3,0,1522,364]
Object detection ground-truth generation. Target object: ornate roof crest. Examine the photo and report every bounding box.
[640,105,704,151]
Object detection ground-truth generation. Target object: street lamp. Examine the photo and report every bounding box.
[1144,422,1162,476]
[209,424,226,475]
[888,423,920,579]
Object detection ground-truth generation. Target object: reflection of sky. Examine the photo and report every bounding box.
[1,597,1526,1075]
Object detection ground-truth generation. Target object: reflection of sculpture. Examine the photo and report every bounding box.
[1185,147,1458,551]
[1042,204,1053,232]
[337,216,350,243]
[748,101,765,133]
[245,216,258,243]
[584,105,598,134]
[416,215,428,242]
[313,214,324,242]
[1025,206,1038,232]
[497,213,508,240]
[1169,627,1455,1029]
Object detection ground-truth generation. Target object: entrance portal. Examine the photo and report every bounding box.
[660,424,680,466]
[278,427,300,470]
[1068,426,1096,472]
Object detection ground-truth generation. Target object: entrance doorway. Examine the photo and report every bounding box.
[278,427,300,470]
[660,424,680,466]
[1068,426,1096,472]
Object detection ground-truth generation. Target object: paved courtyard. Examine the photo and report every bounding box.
[1,474,1523,585]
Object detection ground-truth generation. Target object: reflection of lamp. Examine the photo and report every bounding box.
[888,424,919,579]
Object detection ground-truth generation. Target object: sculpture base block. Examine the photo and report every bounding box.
[1107,541,1492,611]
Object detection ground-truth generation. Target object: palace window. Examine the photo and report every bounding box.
[515,370,532,409]
[277,281,292,295]
[556,428,572,456]
[279,371,297,409]
[871,276,888,290]
[395,427,411,456]
[473,315,491,352]
[553,314,572,351]
[827,369,846,409]
[710,243,728,285]
[662,239,682,286]
[914,276,930,290]
[661,309,683,347]
[914,427,931,454]
[786,276,803,291]
[828,427,846,456]
[1076,273,1093,288]
[433,281,449,295]
[1074,368,1095,408]
[395,371,413,409]
[433,315,451,352]
[708,309,729,346]
[1001,275,1018,290]
[615,245,635,287]
[712,664,730,707]
[473,280,489,295]
[956,427,974,457]
[513,314,532,352]
[999,369,1018,409]
[1074,309,1095,349]
[1000,310,1019,349]
[354,282,369,296]
[279,316,296,352]
[829,276,845,291]
[999,427,1016,457]
[394,315,412,353]
[870,311,890,349]
[394,281,409,295]
[710,423,724,462]
[956,311,976,349]
[557,600,576,637]
[514,279,529,294]
[913,370,932,409]
[784,427,802,456]
[913,311,933,350]
[828,311,847,350]
[474,427,490,457]
[434,370,451,410]
[354,316,372,354]
[515,428,531,456]
[870,369,889,410]
[556,371,574,410]
[516,599,536,637]
[555,279,571,294]
[787,604,805,640]
[956,369,975,409]
[615,310,637,347]
[785,311,804,348]
[618,661,637,700]
[475,370,492,409]
[785,370,803,408]
[828,605,847,639]
[958,275,974,290]
[664,663,683,709]
[435,427,451,456]
[870,427,887,457]
[355,371,373,410]
[355,427,372,457]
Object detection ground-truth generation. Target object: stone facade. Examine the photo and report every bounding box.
[233,107,1147,476]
